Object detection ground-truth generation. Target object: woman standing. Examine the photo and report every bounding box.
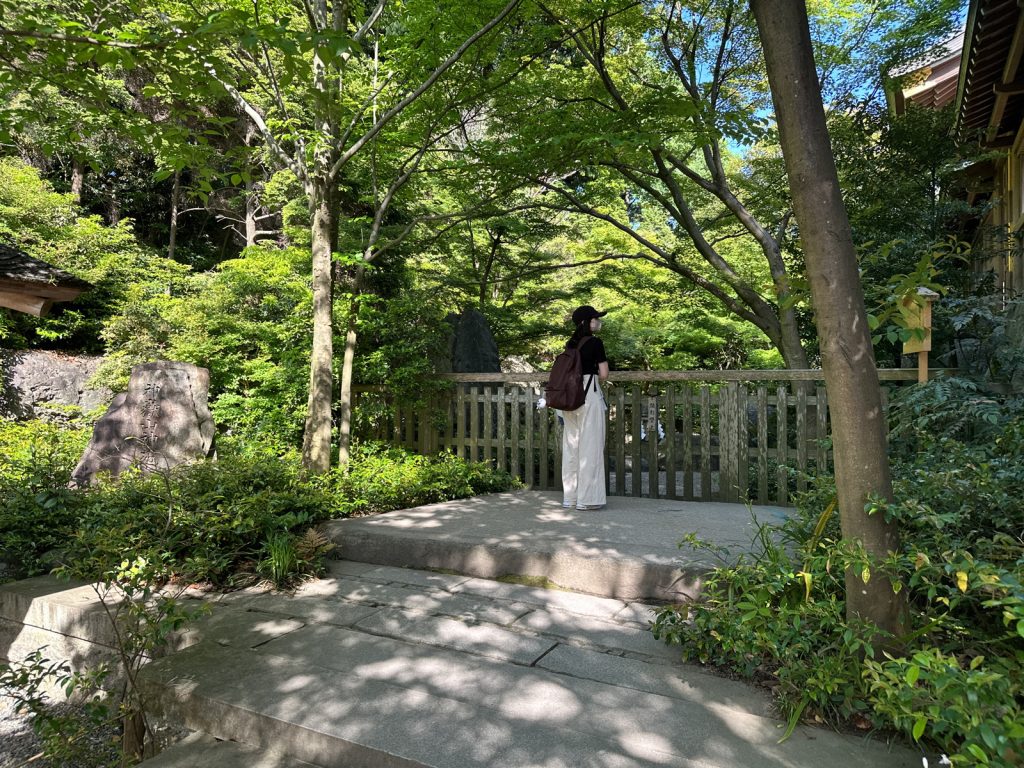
[562,305,609,510]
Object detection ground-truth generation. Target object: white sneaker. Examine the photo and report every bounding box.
[576,504,605,511]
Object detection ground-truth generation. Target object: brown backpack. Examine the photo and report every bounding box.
[545,336,594,411]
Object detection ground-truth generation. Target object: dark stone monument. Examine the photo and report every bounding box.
[71,361,215,486]
[450,309,500,373]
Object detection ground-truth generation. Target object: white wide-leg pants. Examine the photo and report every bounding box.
[561,376,607,508]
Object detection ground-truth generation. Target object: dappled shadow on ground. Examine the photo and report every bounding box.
[324,490,791,601]
[137,568,917,768]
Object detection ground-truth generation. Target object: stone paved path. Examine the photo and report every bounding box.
[138,559,924,767]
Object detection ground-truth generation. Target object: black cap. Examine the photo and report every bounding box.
[571,305,608,325]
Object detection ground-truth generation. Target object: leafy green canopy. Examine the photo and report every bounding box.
[0,158,187,351]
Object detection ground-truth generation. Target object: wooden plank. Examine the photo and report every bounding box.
[469,386,480,463]
[456,386,467,461]
[816,385,828,475]
[665,385,677,499]
[615,386,626,496]
[700,385,711,501]
[777,385,789,506]
[718,383,734,502]
[418,404,428,455]
[682,387,693,500]
[796,384,808,494]
[525,385,535,488]
[405,402,416,450]
[737,384,749,502]
[757,386,768,505]
[631,385,643,497]
[510,385,521,481]
[482,387,493,465]
[496,385,507,471]
[539,399,550,490]
[647,389,660,499]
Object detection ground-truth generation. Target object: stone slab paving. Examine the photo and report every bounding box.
[136,560,927,768]
[323,490,791,601]
[2,494,931,768]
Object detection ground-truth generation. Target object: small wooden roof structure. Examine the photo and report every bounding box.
[888,32,963,116]
[0,243,92,317]
[955,0,1024,145]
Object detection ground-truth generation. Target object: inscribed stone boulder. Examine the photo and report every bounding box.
[71,361,215,486]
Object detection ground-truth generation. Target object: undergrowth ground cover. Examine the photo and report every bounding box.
[653,375,1024,767]
[0,423,517,587]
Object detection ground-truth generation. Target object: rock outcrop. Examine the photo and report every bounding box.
[0,349,111,420]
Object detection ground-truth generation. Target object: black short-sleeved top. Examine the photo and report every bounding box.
[567,336,607,376]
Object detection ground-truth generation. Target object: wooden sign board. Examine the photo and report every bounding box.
[900,288,939,354]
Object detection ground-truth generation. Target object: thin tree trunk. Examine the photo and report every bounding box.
[751,0,907,640]
[302,184,335,473]
[168,169,180,260]
[245,176,258,248]
[70,158,85,204]
[337,265,365,467]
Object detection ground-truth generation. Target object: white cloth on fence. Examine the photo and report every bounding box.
[561,375,607,507]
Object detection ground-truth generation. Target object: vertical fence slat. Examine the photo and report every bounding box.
[525,385,535,488]
[510,385,521,480]
[631,385,643,497]
[724,385,741,505]
[665,385,677,499]
[455,385,467,460]
[796,384,808,494]
[777,385,789,506]
[757,386,768,505]
[540,402,550,490]
[482,386,492,465]
[648,388,660,499]
[816,385,828,474]
[469,386,480,463]
[615,387,626,496]
[700,385,712,501]
[403,402,414,449]
[496,385,507,471]
[682,386,693,500]
[737,385,749,502]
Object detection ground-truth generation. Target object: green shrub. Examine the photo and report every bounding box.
[1,426,517,586]
[652,375,1024,766]
[0,421,90,578]
[334,443,519,516]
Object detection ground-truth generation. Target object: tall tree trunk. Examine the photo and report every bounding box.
[750,0,907,639]
[70,158,85,204]
[302,183,335,473]
[167,168,180,260]
[337,265,365,468]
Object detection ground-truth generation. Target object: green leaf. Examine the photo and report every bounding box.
[905,665,919,685]
[911,716,926,741]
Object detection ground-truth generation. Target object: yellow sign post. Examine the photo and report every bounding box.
[900,287,939,383]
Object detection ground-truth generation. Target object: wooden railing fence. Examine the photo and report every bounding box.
[354,369,928,506]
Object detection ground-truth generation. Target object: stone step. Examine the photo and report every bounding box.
[138,732,320,767]
[141,599,920,768]
[322,490,791,601]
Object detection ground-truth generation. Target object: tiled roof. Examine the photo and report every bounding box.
[0,242,92,289]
